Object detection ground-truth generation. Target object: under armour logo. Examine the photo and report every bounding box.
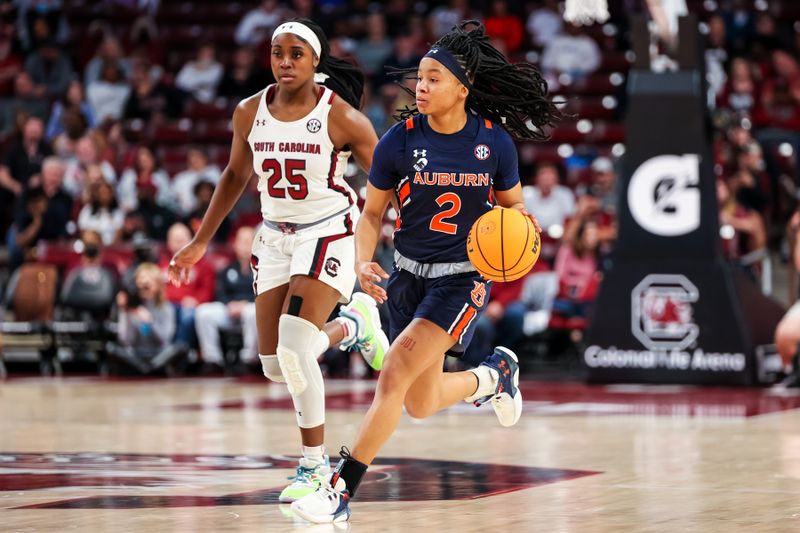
[413,149,427,158]
[430,49,439,54]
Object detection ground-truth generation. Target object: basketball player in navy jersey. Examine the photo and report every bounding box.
[167,19,389,502]
[292,21,562,523]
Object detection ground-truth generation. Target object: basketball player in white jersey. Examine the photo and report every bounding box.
[168,18,389,502]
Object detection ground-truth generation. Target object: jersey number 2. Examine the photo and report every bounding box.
[263,159,308,200]
[430,193,461,235]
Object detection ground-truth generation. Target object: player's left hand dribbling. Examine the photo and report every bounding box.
[356,260,388,303]
[516,206,541,234]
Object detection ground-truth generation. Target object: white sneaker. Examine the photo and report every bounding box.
[279,456,331,503]
[291,476,351,523]
[473,346,522,427]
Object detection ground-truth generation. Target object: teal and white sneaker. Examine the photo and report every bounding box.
[339,292,389,370]
[291,476,351,524]
[279,457,331,503]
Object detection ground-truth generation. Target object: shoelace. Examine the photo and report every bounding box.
[288,464,317,482]
[313,473,342,502]
[351,333,374,353]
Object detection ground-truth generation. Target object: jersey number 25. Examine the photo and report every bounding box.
[262,158,308,200]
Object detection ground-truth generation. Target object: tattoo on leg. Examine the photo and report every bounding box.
[399,335,416,351]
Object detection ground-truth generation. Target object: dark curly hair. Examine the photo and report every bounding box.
[393,20,563,141]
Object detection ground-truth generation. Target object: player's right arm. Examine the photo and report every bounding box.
[354,123,404,303]
[168,95,258,287]
[355,183,393,303]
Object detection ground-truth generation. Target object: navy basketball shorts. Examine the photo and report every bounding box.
[386,268,492,353]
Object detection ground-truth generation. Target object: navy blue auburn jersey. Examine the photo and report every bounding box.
[369,113,520,263]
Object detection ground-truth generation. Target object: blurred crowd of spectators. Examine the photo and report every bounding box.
[0,0,798,377]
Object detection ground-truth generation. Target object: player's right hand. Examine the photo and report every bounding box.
[167,239,208,287]
[356,260,389,304]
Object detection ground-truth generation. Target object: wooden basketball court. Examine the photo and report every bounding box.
[1,377,799,531]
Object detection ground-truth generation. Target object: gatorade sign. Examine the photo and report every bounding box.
[628,154,701,236]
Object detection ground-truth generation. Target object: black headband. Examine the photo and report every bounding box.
[423,47,472,89]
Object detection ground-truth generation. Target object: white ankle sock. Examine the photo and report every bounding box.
[464,365,498,403]
[335,316,358,346]
[302,445,326,465]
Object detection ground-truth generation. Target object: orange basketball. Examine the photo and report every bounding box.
[466,207,541,282]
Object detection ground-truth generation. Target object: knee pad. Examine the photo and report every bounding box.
[277,314,326,428]
[259,354,284,382]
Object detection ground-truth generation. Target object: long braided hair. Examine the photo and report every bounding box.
[393,21,562,141]
[291,17,365,110]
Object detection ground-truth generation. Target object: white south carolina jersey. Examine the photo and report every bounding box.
[247,84,356,224]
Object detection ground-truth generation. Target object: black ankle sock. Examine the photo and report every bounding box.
[332,447,368,497]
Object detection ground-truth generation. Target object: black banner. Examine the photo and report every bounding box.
[583,70,783,385]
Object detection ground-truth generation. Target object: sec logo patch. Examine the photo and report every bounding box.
[474,144,490,160]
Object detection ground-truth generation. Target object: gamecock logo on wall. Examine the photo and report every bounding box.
[631,274,700,351]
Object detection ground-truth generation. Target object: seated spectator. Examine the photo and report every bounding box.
[46,80,96,142]
[16,0,70,52]
[553,219,600,317]
[77,180,124,245]
[429,0,474,40]
[83,35,131,87]
[1,116,51,234]
[63,230,120,303]
[118,145,172,212]
[218,45,271,101]
[100,120,138,175]
[526,0,562,49]
[123,181,176,241]
[379,30,421,89]
[159,223,216,353]
[185,180,230,242]
[195,226,258,372]
[86,59,131,123]
[570,157,619,258]
[717,178,767,282]
[774,208,800,388]
[753,49,800,131]
[127,15,165,70]
[234,0,285,46]
[0,71,49,138]
[354,13,393,85]
[112,262,177,374]
[541,22,601,82]
[63,134,117,199]
[749,12,790,63]
[484,0,524,55]
[716,57,759,115]
[24,39,73,98]
[733,142,769,212]
[34,155,72,219]
[523,162,576,235]
[124,60,181,121]
[7,155,73,262]
[121,232,158,293]
[171,147,221,215]
[705,14,729,101]
[9,187,48,263]
[715,120,755,175]
[0,28,23,97]
[175,44,224,104]
[581,156,619,216]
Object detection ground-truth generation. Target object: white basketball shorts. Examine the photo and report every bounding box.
[250,206,358,303]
